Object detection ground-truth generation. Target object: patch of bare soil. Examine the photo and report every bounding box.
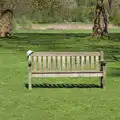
[17,23,119,30]
[32,24,119,30]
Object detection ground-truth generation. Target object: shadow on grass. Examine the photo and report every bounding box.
[25,83,101,89]
[0,33,91,52]
[1,33,120,61]
[108,67,120,77]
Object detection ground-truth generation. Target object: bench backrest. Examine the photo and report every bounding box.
[29,51,104,72]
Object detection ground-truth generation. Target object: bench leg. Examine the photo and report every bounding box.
[100,76,106,89]
[100,77,103,88]
[103,74,106,89]
[28,74,32,90]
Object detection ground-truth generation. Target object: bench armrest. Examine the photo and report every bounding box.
[28,62,32,67]
[100,61,106,66]
[28,57,32,67]
[27,50,33,67]
[100,61,106,71]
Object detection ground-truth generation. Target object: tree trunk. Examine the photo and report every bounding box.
[0,9,13,37]
[92,0,108,37]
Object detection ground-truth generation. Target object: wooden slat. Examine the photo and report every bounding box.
[91,56,94,69]
[81,56,84,70]
[31,56,33,71]
[72,56,75,71]
[48,56,51,72]
[38,56,42,72]
[86,56,89,69]
[52,56,56,71]
[32,52,101,57]
[62,56,66,71]
[32,71,102,73]
[76,56,80,71]
[57,56,61,72]
[67,56,71,71]
[43,56,46,72]
[96,56,99,70]
[100,51,104,72]
[32,72,103,78]
[31,52,101,72]
[33,56,37,72]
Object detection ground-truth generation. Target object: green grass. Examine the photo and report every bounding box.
[0,29,120,120]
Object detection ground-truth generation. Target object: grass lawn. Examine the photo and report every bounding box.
[0,29,120,120]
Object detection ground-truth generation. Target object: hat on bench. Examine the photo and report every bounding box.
[27,50,33,57]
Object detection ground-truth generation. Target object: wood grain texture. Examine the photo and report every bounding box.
[72,56,75,71]
[48,56,51,72]
[62,56,66,71]
[33,56,36,72]
[81,56,84,70]
[67,56,71,71]
[57,56,61,72]
[31,52,101,57]
[76,56,80,71]
[52,56,56,71]
[95,56,99,70]
[32,72,103,78]
[43,56,46,72]
[38,56,42,72]
[86,56,89,69]
[31,52,102,72]
[91,56,94,69]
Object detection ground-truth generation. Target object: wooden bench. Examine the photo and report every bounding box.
[28,51,106,90]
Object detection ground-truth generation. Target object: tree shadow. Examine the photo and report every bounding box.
[1,32,120,61]
[108,67,120,77]
[25,83,101,89]
[0,33,91,52]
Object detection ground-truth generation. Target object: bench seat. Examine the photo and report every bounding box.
[32,71,103,77]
